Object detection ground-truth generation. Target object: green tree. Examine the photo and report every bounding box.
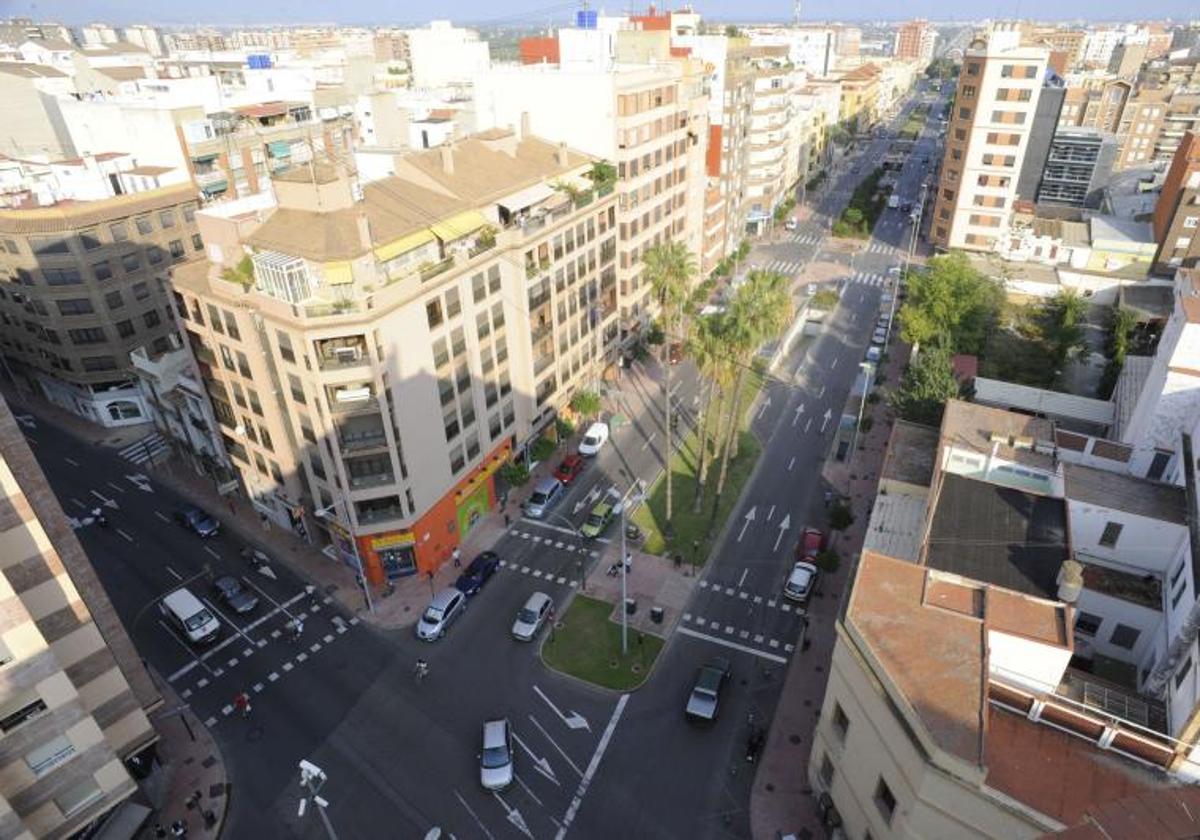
[585,160,617,190]
[643,241,697,529]
[724,24,742,38]
[570,389,601,422]
[1042,290,1089,374]
[898,252,1003,354]
[688,315,733,512]
[890,343,961,426]
[828,503,854,532]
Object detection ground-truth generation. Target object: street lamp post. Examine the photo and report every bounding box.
[616,481,646,655]
[298,760,339,840]
[848,361,875,467]
[315,502,375,615]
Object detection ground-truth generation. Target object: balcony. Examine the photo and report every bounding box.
[316,337,369,371]
[420,257,454,282]
[347,470,396,490]
[533,353,554,378]
[337,415,388,453]
[355,501,405,525]
[327,385,380,414]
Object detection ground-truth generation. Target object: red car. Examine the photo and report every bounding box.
[553,454,586,485]
[797,527,826,560]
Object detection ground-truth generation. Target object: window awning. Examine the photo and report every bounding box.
[374,229,435,263]
[191,152,219,163]
[498,182,556,214]
[323,261,355,285]
[199,179,228,195]
[430,210,488,242]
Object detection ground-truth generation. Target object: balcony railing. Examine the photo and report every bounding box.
[348,472,396,490]
[533,354,554,377]
[317,347,369,370]
[356,505,405,525]
[420,257,454,282]
[339,430,388,452]
[530,324,552,344]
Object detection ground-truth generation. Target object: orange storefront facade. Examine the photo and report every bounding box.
[347,440,512,583]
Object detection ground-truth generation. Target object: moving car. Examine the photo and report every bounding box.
[900,202,913,214]
[685,657,732,722]
[479,719,514,791]
[525,477,564,519]
[175,506,220,538]
[212,575,259,615]
[512,592,554,641]
[160,588,220,644]
[806,283,818,296]
[580,499,615,539]
[416,588,467,641]
[797,526,826,560]
[553,454,586,486]
[887,194,900,209]
[783,561,820,603]
[454,551,501,597]
[578,422,610,456]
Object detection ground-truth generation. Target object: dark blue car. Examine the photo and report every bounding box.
[454,551,500,596]
[175,506,220,538]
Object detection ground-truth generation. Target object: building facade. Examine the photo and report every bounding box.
[1152,131,1200,273]
[173,133,620,581]
[930,26,1050,251]
[0,184,204,427]
[893,19,936,66]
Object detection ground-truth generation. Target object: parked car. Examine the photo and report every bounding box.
[512,592,554,641]
[479,718,514,791]
[877,313,891,328]
[553,454,586,485]
[525,477,564,519]
[685,657,732,722]
[797,527,826,560]
[175,507,220,538]
[455,551,501,596]
[212,575,259,615]
[900,202,913,214]
[865,346,882,364]
[578,422,610,456]
[806,283,818,296]
[784,218,798,231]
[783,561,820,603]
[880,293,894,306]
[160,588,220,645]
[580,499,615,539]
[416,588,467,641]
[871,328,887,345]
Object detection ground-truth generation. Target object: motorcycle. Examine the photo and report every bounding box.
[745,725,766,763]
[90,507,108,528]
[240,547,270,568]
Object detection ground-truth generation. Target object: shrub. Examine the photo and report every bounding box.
[829,502,854,531]
[556,417,576,438]
[815,549,840,573]
[531,436,557,463]
[498,461,530,487]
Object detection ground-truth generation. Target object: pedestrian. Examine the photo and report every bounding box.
[233,691,251,718]
[227,498,236,516]
[170,819,188,838]
[451,547,461,568]
[154,825,167,839]
[823,489,833,508]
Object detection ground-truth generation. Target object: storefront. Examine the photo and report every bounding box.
[362,531,418,580]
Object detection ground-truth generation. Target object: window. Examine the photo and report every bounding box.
[0,693,46,733]
[56,777,104,818]
[1177,656,1193,689]
[818,754,834,787]
[109,221,129,242]
[426,299,443,329]
[192,233,204,251]
[1074,611,1102,636]
[445,287,461,319]
[143,310,161,328]
[135,216,153,235]
[80,229,101,250]
[132,281,150,300]
[116,319,135,338]
[25,734,76,778]
[159,208,176,228]
[472,272,487,303]
[30,235,70,255]
[92,260,112,281]
[1110,623,1140,650]
[832,702,849,741]
[69,327,106,345]
[1099,522,1123,548]
[223,310,240,340]
[169,239,185,259]
[122,252,141,273]
[289,374,306,404]
[82,356,117,371]
[277,331,294,362]
[183,204,196,222]
[148,246,164,265]
[57,298,94,316]
[44,267,82,286]
[874,778,896,824]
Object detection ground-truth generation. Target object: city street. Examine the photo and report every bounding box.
[19,86,944,840]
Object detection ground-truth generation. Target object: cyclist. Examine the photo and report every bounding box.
[414,658,430,681]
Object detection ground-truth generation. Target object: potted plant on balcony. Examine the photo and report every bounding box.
[585,160,618,193]
[221,255,255,292]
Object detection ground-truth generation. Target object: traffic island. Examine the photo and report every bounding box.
[541,595,664,691]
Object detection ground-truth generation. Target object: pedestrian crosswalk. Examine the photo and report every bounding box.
[863,240,896,254]
[849,271,888,288]
[784,232,823,246]
[118,431,169,466]
[760,259,805,275]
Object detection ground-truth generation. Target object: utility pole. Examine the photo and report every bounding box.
[298,760,339,840]
[617,481,646,655]
[793,0,802,27]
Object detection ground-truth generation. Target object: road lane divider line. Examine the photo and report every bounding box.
[117,529,133,543]
[453,791,497,840]
[676,626,788,664]
[107,482,126,494]
[158,619,215,676]
[64,457,79,467]
[154,511,170,523]
[526,715,584,778]
[555,694,630,840]
[165,566,182,580]
[203,546,220,560]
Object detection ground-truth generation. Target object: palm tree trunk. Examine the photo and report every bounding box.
[663,338,673,526]
[692,377,719,513]
[710,365,748,522]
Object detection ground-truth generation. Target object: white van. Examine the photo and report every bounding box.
[887,194,901,209]
[160,588,220,644]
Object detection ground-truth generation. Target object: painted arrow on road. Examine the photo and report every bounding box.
[89,490,118,510]
[13,414,36,430]
[125,473,152,493]
[512,732,559,786]
[820,408,833,433]
[793,403,805,427]
[774,514,791,553]
[533,685,590,732]
[492,792,532,839]
[572,484,603,515]
[737,506,757,542]
[757,396,772,419]
[257,565,278,581]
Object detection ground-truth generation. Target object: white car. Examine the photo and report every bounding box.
[783,562,819,603]
[784,218,798,231]
[865,346,882,364]
[806,283,818,296]
[578,422,610,456]
[479,718,514,791]
[872,328,887,346]
[512,592,554,641]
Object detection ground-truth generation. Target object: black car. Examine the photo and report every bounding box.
[212,575,259,614]
[900,202,913,214]
[454,551,501,596]
[175,506,220,537]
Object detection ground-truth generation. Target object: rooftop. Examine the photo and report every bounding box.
[1044,785,1200,839]
[1118,284,1174,321]
[939,398,1057,471]
[0,62,66,78]
[862,493,927,562]
[1031,216,1090,247]
[926,473,1068,600]
[0,183,197,235]
[1090,215,1155,245]
[1064,462,1187,525]
[879,420,938,487]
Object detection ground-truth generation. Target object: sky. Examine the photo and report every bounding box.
[6,0,1189,27]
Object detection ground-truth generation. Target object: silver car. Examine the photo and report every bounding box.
[524,477,563,520]
[416,588,466,641]
[480,718,514,791]
[512,592,554,641]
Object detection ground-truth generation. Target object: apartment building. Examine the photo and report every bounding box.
[745,47,800,233]
[0,183,203,427]
[893,19,936,66]
[474,32,707,333]
[0,392,160,837]
[836,63,882,133]
[1152,131,1200,273]
[930,26,1049,252]
[1057,79,1130,134]
[811,397,1200,838]
[172,131,619,580]
[1034,129,1117,208]
[405,21,490,90]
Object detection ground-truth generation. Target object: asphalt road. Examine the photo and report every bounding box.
[21,84,947,840]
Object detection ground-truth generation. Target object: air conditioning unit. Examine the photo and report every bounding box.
[335,387,371,403]
[332,346,361,362]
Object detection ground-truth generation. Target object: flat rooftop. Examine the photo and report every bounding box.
[880,420,938,487]
[1064,462,1187,525]
[926,473,1068,600]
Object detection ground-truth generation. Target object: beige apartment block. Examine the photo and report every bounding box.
[745,46,801,234]
[930,25,1049,252]
[0,394,158,838]
[0,184,204,427]
[172,131,619,582]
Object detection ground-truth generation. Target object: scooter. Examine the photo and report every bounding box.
[90,508,108,528]
[240,547,269,568]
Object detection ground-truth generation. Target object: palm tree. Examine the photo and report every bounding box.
[642,241,696,529]
[688,315,733,513]
[709,271,793,523]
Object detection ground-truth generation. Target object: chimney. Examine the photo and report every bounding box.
[355,212,372,251]
[520,111,532,140]
[556,141,569,168]
[440,143,454,175]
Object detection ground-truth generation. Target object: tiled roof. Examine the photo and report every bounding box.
[0,62,66,78]
[0,183,197,234]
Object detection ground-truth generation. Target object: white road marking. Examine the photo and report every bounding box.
[523,519,580,538]
[154,511,170,523]
[641,432,656,451]
[106,482,125,494]
[167,591,309,683]
[64,457,79,467]
[527,715,584,777]
[766,505,775,521]
[70,498,86,509]
[117,528,134,543]
[555,695,629,840]
[831,357,839,369]
[454,791,497,840]
[677,626,787,664]
[788,457,796,471]
[738,569,749,588]
[165,566,182,580]
[804,418,813,433]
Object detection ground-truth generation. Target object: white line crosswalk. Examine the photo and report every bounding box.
[785,232,823,245]
[118,432,169,466]
[864,241,896,254]
[761,259,804,275]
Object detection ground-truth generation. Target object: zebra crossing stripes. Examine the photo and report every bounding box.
[786,232,823,245]
[848,272,886,288]
[864,241,895,254]
[762,259,804,275]
[117,432,169,466]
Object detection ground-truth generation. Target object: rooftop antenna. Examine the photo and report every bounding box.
[793,0,802,28]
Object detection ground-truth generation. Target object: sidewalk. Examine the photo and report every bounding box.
[748,337,911,840]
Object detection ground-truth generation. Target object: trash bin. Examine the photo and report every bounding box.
[650,606,664,624]
[624,598,637,615]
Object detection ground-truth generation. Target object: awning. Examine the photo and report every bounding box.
[498,182,556,214]
[374,228,435,263]
[191,152,219,163]
[430,210,487,242]
[323,261,355,285]
[268,140,293,157]
[199,179,228,194]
